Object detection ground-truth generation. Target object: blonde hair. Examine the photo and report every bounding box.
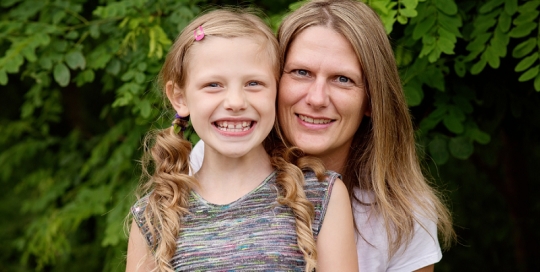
[137,9,323,272]
[278,0,455,257]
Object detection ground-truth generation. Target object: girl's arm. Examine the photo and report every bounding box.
[126,220,156,272]
[316,178,359,271]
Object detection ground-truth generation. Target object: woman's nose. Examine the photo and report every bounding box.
[305,79,330,109]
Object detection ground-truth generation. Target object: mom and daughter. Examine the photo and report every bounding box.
[126,0,454,271]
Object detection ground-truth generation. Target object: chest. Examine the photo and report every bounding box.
[170,189,305,271]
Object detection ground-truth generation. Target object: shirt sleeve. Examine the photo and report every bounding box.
[304,171,339,237]
[131,195,153,248]
[386,212,442,272]
[189,140,204,174]
[353,189,442,272]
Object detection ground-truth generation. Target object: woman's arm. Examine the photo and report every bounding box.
[126,220,156,272]
[316,178,359,271]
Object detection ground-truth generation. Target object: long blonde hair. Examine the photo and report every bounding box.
[278,0,455,257]
[137,9,323,272]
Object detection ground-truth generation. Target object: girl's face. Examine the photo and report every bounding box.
[168,37,276,159]
[278,26,370,172]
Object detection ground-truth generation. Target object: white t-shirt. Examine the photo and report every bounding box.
[189,140,442,271]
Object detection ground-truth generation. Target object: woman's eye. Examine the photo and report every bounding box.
[294,69,309,76]
[337,76,351,83]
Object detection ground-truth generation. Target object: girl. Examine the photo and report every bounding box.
[125,9,357,272]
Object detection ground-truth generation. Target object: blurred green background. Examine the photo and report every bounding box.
[1,0,539,271]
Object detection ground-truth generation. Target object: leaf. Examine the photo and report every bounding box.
[449,136,474,159]
[518,65,539,82]
[138,99,152,118]
[106,59,121,75]
[512,38,537,58]
[413,16,436,40]
[75,70,95,87]
[397,15,408,25]
[498,11,512,32]
[400,8,418,17]
[65,51,86,70]
[437,36,455,54]
[472,17,497,36]
[453,96,473,113]
[0,69,7,85]
[454,58,466,77]
[471,128,491,144]
[434,0,458,15]
[479,0,504,13]
[21,47,37,62]
[438,12,462,37]
[504,0,518,15]
[466,33,492,52]
[471,59,487,75]
[517,1,540,13]
[403,82,424,106]
[513,10,539,25]
[535,74,540,91]
[121,70,135,81]
[449,106,466,121]
[484,46,500,68]
[443,114,464,133]
[134,72,145,84]
[491,27,509,57]
[508,22,538,38]
[53,63,70,87]
[428,137,449,165]
[515,52,538,72]
[289,1,306,11]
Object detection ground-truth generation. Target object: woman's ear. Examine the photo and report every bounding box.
[364,105,371,117]
[165,81,190,117]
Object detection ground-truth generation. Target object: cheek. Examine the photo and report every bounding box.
[278,79,300,108]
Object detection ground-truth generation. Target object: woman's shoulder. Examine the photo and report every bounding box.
[352,187,442,271]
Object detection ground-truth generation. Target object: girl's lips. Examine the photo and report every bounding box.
[214,120,254,132]
[213,120,257,136]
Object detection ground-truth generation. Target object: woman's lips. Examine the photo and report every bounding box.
[297,114,334,125]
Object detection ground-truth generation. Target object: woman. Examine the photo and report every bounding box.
[192,0,455,271]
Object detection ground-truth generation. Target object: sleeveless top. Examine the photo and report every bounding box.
[131,170,339,271]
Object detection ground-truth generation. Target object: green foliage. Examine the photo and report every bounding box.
[1,0,539,271]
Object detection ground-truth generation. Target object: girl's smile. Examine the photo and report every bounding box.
[167,36,277,159]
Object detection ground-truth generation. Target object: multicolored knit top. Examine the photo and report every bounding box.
[131,170,339,271]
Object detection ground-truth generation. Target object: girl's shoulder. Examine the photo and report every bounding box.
[303,170,340,201]
[302,170,341,236]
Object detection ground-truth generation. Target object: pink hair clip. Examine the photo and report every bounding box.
[194,26,204,41]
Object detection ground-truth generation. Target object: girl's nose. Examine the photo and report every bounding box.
[223,87,248,112]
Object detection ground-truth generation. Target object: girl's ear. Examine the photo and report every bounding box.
[166,81,190,117]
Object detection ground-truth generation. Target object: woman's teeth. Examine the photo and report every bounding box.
[299,114,331,124]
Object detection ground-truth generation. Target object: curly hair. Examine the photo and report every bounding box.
[134,9,325,272]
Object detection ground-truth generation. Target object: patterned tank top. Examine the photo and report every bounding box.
[131,170,339,271]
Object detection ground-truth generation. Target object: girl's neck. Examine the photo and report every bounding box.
[194,144,273,205]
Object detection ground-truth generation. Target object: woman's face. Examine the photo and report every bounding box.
[278,26,370,171]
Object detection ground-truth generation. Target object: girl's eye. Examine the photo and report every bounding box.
[337,76,351,83]
[247,81,260,87]
[207,83,220,88]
